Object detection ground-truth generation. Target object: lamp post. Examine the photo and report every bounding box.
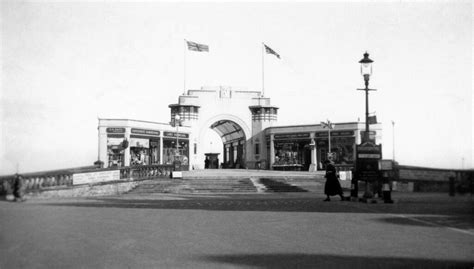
[175,114,181,158]
[357,52,376,143]
[357,52,377,200]
[392,120,395,161]
[321,120,335,161]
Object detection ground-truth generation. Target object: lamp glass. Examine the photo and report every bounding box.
[360,62,372,76]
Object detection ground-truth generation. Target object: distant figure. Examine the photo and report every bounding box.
[204,157,210,169]
[13,174,25,202]
[323,160,345,201]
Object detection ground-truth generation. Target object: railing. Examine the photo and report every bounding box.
[0,164,175,195]
[119,165,174,180]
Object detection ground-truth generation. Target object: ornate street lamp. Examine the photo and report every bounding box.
[174,114,181,157]
[358,52,376,143]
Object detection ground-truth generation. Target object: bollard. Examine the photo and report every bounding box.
[382,182,393,203]
[350,178,358,201]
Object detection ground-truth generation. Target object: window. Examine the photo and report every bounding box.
[255,143,260,155]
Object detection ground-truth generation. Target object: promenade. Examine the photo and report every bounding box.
[1,190,473,268]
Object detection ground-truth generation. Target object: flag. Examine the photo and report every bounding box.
[264,44,280,59]
[186,40,209,52]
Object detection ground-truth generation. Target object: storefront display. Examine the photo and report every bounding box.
[107,136,125,167]
[129,129,160,166]
[316,132,355,167]
[163,132,189,165]
[270,133,311,171]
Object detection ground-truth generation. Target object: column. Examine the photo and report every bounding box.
[124,128,131,167]
[223,144,227,164]
[159,135,163,165]
[355,127,362,144]
[98,128,108,167]
[269,134,275,170]
[309,133,317,172]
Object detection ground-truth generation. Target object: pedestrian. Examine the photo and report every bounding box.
[13,174,25,202]
[204,157,209,169]
[323,160,345,201]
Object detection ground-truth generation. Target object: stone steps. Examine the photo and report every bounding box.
[127,178,258,194]
[125,170,336,194]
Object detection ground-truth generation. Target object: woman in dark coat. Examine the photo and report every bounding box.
[13,174,24,202]
[323,160,344,201]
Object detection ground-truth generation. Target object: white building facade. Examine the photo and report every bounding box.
[97,86,382,170]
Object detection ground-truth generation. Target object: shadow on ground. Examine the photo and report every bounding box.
[377,216,474,230]
[37,196,474,230]
[194,253,473,269]
[41,196,474,214]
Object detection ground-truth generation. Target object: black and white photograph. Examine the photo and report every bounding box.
[1,0,472,268]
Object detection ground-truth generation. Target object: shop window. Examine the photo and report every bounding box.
[107,136,125,167]
[129,137,160,166]
[163,138,189,165]
[130,137,150,166]
[273,141,309,166]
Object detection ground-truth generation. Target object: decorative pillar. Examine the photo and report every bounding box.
[124,128,131,167]
[159,135,164,165]
[309,132,317,172]
[269,134,275,170]
[249,103,278,170]
[98,127,108,167]
[223,144,227,164]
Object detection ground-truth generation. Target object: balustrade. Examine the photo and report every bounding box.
[0,164,175,195]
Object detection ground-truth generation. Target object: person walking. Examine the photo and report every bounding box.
[323,160,345,201]
[13,174,25,202]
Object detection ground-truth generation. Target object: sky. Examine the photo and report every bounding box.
[1,0,472,174]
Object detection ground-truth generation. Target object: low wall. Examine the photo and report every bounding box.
[23,181,140,199]
[398,165,456,182]
[395,165,472,193]
[0,164,174,198]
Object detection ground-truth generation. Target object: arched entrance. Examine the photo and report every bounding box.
[168,87,277,170]
[210,119,246,168]
[198,114,251,169]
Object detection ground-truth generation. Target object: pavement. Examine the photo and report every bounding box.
[1,191,473,268]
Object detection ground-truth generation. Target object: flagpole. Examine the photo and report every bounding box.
[262,43,265,97]
[183,39,187,95]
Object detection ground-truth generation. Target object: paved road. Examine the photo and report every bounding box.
[1,192,473,268]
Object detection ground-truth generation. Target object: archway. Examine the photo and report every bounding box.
[198,114,251,169]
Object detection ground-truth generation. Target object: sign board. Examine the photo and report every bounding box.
[315,131,354,137]
[73,170,120,185]
[356,142,382,182]
[356,142,382,159]
[131,128,160,136]
[163,132,189,139]
[274,133,310,140]
[106,128,125,133]
[172,171,183,178]
[378,160,393,171]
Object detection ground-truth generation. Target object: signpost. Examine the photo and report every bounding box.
[355,142,382,201]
